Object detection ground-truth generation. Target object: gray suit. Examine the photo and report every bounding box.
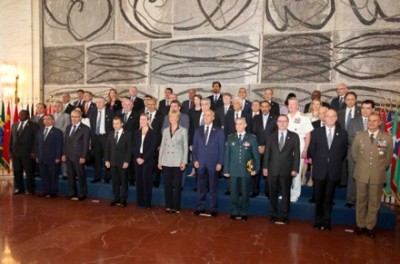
[53,112,70,133]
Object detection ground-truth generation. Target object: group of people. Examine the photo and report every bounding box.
[9,82,393,239]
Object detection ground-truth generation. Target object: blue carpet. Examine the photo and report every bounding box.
[34,166,396,230]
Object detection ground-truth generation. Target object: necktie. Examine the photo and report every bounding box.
[263,115,267,130]
[235,113,239,120]
[96,111,101,135]
[346,109,352,130]
[200,114,204,126]
[339,97,343,108]
[327,129,333,149]
[321,121,325,127]
[69,125,77,137]
[124,113,128,122]
[115,131,119,144]
[17,122,24,136]
[204,126,209,145]
[84,103,89,115]
[214,95,217,103]
[370,133,375,144]
[238,134,242,143]
[363,118,368,131]
[279,132,284,151]
[149,113,153,123]
[43,128,49,141]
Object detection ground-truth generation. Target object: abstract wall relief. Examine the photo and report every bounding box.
[44,46,85,85]
[265,0,335,33]
[43,0,114,45]
[262,33,332,83]
[86,43,148,84]
[348,0,400,26]
[173,0,262,36]
[151,36,260,84]
[333,30,400,81]
[117,0,172,40]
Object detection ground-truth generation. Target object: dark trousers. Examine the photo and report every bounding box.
[163,166,183,211]
[111,166,128,201]
[153,150,161,186]
[339,159,348,186]
[135,159,154,208]
[197,166,219,212]
[314,178,337,226]
[128,159,136,185]
[12,157,35,192]
[93,135,110,181]
[66,158,87,198]
[39,163,60,195]
[230,176,251,216]
[268,174,292,219]
[252,154,269,196]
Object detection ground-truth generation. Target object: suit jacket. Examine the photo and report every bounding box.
[308,126,348,181]
[252,113,278,146]
[106,100,122,113]
[263,130,300,177]
[242,100,252,115]
[9,120,39,158]
[192,125,225,170]
[132,97,145,113]
[147,110,164,146]
[158,99,170,116]
[64,103,75,115]
[330,97,346,112]
[53,112,70,133]
[159,126,188,167]
[312,119,324,129]
[224,110,252,138]
[181,100,193,114]
[215,105,232,128]
[270,100,280,116]
[132,128,157,161]
[89,109,114,138]
[31,115,44,129]
[117,110,139,132]
[208,94,223,110]
[188,110,221,145]
[82,102,97,119]
[224,133,260,177]
[105,129,132,167]
[36,127,63,165]
[338,106,361,130]
[63,123,90,160]
[162,112,190,131]
[304,101,330,113]
[351,131,393,184]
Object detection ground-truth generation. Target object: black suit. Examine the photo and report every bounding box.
[64,103,75,115]
[131,97,144,113]
[181,100,194,114]
[215,105,232,130]
[83,102,97,119]
[189,110,221,145]
[269,101,280,116]
[224,111,252,138]
[105,129,132,203]
[106,100,122,113]
[158,99,170,116]
[63,123,90,198]
[147,110,166,187]
[263,130,300,220]
[242,100,252,115]
[31,115,44,129]
[89,109,114,182]
[251,113,278,196]
[208,94,223,111]
[133,128,157,208]
[312,120,324,128]
[36,126,63,195]
[10,120,39,193]
[330,97,346,112]
[117,110,139,132]
[309,126,348,228]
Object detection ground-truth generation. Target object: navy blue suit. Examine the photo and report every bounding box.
[36,127,63,195]
[309,126,348,227]
[192,125,225,212]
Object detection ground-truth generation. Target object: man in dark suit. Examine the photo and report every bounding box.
[304,90,330,113]
[263,88,280,116]
[89,97,114,183]
[158,87,173,116]
[330,83,348,112]
[82,91,97,118]
[252,101,278,198]
[129,86,145,113]
[192,110,225,217]
[61,109,90,201]
[10,110,39,194]
[263,115,300,224]
[105,116,132,207]
[181,88,196,114]
[30,103,46,129]
[311,107,329,129]
[208,81,223,110]
[62,92,74,114]
[73,89,85,110]
[309,109,348,230]
[36,115,63,197]
[117,98,139,132]
[215,93,232,130]
[238,87,252,115]
[224,96,252,138]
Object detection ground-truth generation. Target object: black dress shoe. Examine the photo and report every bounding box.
[165,208,172,213]
[241,216,248,221]
[366,229,375,239]
[110,200,120,206]
[210,211,217,217]
[345,203,354,208]
[48,194,57,198]
[38,193,48,197]
[13,190,24,195]
[78,196,86,201]
[224,191,231,196]
[25,191,35,195]
[250,193,259,198]
[314,224,321,230]
[322,224,331,231]
[270,217,277,223]
[353,227,366,235]
[90,179,100,183]
[120,200,127,207]
[230,215,237,220]
[67,194,77,199]
[193,210,205,216]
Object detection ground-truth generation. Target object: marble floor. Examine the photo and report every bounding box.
[0,178,399,263]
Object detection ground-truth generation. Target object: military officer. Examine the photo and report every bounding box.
[351,114,393,239]
[223,117,260,221]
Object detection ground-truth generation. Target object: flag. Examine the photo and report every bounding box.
[379,107,387,131]
[385,110,397,195]
[13,104,19,124]
[26,103,30,117]
[385,110,392,134]
[2,102,11,171]
[392,110,400,201]
[0,101,7,170]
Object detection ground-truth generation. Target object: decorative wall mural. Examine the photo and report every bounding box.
[118,0,172,39]
[348,0,400,25]
[86,43,148,84]
[333,30,400,80]
[262,33,332,83]
[44,46,85,85]
[173,0,262,35]
[151,36,260,84]
[43,0,114,44]
[265,0,335,32]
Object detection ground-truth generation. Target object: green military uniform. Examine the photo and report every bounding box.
[224,133,260,216]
